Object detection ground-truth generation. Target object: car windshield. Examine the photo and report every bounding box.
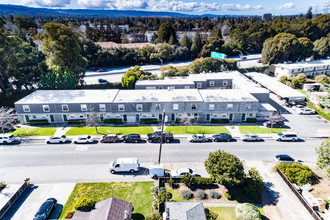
[278,133,284,136]
[35,203,50,216]
[189,169,193,174]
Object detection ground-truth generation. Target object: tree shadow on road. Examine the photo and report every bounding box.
[262,182,280,205]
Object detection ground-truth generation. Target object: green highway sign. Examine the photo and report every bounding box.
[211,51,226,60]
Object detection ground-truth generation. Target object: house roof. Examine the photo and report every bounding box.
[135,78,195,86]
[275,59,330,70]
[113,89,203,103]
[72,197,133,220]
[95,42,155,49]
[165,202,207,220]
[198,89,258,102]
[14,90,119,104]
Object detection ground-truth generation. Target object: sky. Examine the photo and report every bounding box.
[0,0,329,15]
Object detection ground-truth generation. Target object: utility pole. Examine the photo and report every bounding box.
[158,110,166,164]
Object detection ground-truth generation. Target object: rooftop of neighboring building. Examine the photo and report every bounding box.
[275,59,330,70]
[95,41,155,49]
[135,78,195,85]
[165,202,207,220]
[198,89,258,102]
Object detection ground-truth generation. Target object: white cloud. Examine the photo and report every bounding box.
[276,2,295,10]
[77,0,148,9]
[22,0,70,7]
[222,3,263,11]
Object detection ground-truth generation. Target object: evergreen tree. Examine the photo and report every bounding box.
[191,31,203,58]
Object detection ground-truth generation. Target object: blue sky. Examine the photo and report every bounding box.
[0,0,328,15]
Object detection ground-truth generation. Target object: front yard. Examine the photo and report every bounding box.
[206,207,266,220]
[10,127,56,136]
[239,125,286,134]
[165,126,230,134]
[59,182,153,219]
[65,126,154,135]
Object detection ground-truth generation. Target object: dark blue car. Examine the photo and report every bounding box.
[33,198,57,220]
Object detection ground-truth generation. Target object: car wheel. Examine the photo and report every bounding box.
[189,140,193,143]
[47,141,50,144]
[203,140,206,142]
[148,139,152,143]
[227,139,230,142]
[101,140,104,143]
[214,139,217,142]
[135,140,138,143]
[130,169,135,173]
[123,140,126,143]
[74,141,77,144]
[111,170,115,174]
[60,141,64,143]
[3,141,7,144]
[166,139,170,143]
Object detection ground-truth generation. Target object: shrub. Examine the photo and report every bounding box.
[224,192,232,200]
[180,189,193,200]
[65,211,75,219]
[151,185,159,196]
[235,203,262,220]
[209,190,221,199]
[167,179,174,188]
[276,163,319,185]
[140,118,159,124]
[103,118,123,124]
[29,119,49,125]
[68,119,85,124]
[181,173,194,187]
[205,208,219,220]
[193,177,213,185]
[146,212,162,220]
[246,118,257,123]
[196,189,207,200]
[73,197,96,211]
[244,168,263,201]
[157,190,172,205]
[211,118,229,124]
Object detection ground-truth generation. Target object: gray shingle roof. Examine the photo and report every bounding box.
[165,202,207,220]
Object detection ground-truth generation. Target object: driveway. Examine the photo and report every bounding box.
[2,183,75,220]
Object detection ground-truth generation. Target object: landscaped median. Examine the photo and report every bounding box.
[59,182,153,219]
[65,126,154,135]
[10,127,56,136]
[165,126,230,134]
[239,125,286,134]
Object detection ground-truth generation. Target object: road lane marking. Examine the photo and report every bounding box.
[134,150,146,152]
[75,146,88,151]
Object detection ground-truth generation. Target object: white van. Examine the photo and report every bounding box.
[109,158,140,174]
[149,163,165,179]
[275,132,299,141]
[0,134,16,144]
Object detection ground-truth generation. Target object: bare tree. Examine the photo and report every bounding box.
[0,107,15,133]
[180,113,194,133]
[268,112,285,132]
[84,107,99,133]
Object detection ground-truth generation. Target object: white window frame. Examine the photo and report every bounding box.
[209,81,215,87]
[81,104,87,112]
[191,104,197,110]
[227,104,233,111]
[169,86,175,89]
[42,105,50,112]
[136,104,143,111]
[32,115,37,119]
[118,105,125,111]
[249,113,254,117]
[23,105,30,112]
[99,104,106,111]
[62,105,69,111]
[155,104,161,110]
[245,104,251,111]
[196,83,202,88]
[146,86,156,90]
[223,80,228,86]
[184,86,190,89]
[209,104,215,110]
[173,104,179,110]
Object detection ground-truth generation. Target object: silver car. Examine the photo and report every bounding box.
[241,134,261,141]
[45,135,67,144]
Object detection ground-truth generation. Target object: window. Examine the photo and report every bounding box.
[81,104,87,111]
[197,83,202,88]
[245,104,251,110]
[184,86,190,89]
[99,104,106,111]
[209,81,215,86]
[42,105,50,112]
[158,86,163,89]
[227,104,233,110]
[222,114,227,118]
[32,115,37,119]
[173,104,179,110]
[118,105,125,111]
[62,105,69,111]
[223,80,228,86]
[146,86,156,90]
[169,86,175,89]
[209,104,215,110]
[191,104,197,110]
[23,105,30,112]
[136,104,143,111]
[249,113,254,117]
[155,104,161,110]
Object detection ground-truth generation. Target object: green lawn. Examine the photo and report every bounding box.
[65,126,154,135]
[10,127,56,136]
[206,207,266,220]
[59,182,153,219]
[167,187,189,202]
[239,125,286,134]
[165,126,230,134]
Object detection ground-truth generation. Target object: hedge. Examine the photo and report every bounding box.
[140,118,159,124]
[103,118,123,124]
[211,118,229,124]
[176,118,194,123]
[276,163,319,186]
[193,177,213,185]
[246,118,257,123]
[67,119,85,124]
[73,197,96,211]
[307,103,330,121]
[29,119,49,125]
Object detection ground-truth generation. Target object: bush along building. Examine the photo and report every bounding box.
[14,71,276,125]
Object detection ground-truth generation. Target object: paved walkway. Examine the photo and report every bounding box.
[0,184,21,209]
[225,125,240,137]
[53,126,71,136]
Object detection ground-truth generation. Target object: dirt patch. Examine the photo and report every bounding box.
[309,164,330,200]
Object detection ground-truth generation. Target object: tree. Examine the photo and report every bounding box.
[316,138,330,179]
[200,37,224,57]
[0,107,15,133]
[290,73,306,88]
[38,65,76,89]
[244,168,263,201]
[121,65,149,89]
[297,37,313,61]
[157,22,177,44]
[137,46,155,64]
[315,74,329,84]
[180,34,192,52]
[191,31,203,58]
[235,203,262,220]
[41,22,87,84]
[267,112,285,132]
[204,150,245,187]
[84,107,99,133]
[179,113,194,133]
[305,6,313,19]
[215,28,223,39]
[13,16,37,31]
[313,37,330,59]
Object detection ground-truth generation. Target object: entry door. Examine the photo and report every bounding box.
[229,114,233,121]
[136,114,140,122]
[50,115,54,122]
[241,113,246,121]
[25,115,30,123]
[63,115,68,122]
[171,114,175,121]
[123,114,127,122]
[206,114,210,121]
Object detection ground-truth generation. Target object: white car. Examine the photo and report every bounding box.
[241,134,261,141]
[0,134,16,144]
[292,105,305,111]
[273,154,301,164]
[170,168,197,178]
[73,135,94,144]
[296,107,315,115]
[45,135,67,144]
[187,134,210,142]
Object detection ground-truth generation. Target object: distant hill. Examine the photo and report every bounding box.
[0,4,244,18]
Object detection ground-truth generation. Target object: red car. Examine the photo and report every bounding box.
[257,59,261,63]
[100,134,118,143]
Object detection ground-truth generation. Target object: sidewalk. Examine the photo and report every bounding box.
[0,184,21,209]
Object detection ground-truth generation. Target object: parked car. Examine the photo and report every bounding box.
[73,135,94,144]
[45,135,67,144]
[98,78,107,83]
[275,132,299,141]
[0,134,16,144]
[33,198,57,220]
[284,100,306,108]
[241,134,261,141]
[100,134,118,143]
[187,134,210,142]
[1,124,15,133]
[273,154,301,164]
[292,105,305,111]
[170,168,197,178]
[109,158,140,174]
[263,120,285,128]
[122,134,141,143]
[296,107,316,115]
[147,132,174,143]
[211,133,232,142]
[257,59,261,63]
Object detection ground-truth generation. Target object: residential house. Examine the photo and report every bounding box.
[163,202,207,220]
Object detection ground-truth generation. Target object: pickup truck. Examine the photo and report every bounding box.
[147,132,174,143]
